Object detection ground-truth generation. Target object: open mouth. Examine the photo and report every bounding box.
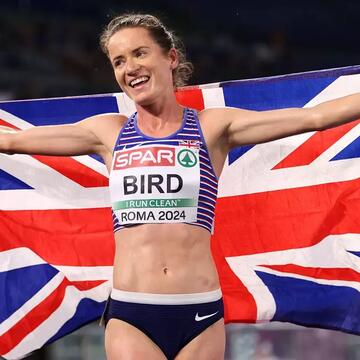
[129,76,150,88]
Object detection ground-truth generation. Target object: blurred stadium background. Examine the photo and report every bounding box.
[2,0,360,100]
[1,0,360,359]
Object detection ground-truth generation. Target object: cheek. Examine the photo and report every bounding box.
[154,66,173,85]
[114,69,121,80]
[114,70,125,85]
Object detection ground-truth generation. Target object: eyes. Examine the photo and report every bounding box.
[112,49,148,69]
[113,58,124,68]
[135,49,147,58]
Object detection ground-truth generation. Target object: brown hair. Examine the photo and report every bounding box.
[100,13,193,88]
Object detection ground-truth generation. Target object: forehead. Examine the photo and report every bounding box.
[107,27,157,55]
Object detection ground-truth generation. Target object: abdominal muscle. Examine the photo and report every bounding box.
[112,223,220,294]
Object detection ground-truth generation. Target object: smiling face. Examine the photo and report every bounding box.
[107,27,178,107]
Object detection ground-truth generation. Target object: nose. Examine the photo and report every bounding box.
[125,57,141,75]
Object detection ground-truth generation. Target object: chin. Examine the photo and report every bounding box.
[132,92,157,107]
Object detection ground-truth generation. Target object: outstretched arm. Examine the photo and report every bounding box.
[202,93,360,151]
[0,123,102,156]
[0,114,126,159]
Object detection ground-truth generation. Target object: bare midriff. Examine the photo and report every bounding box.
[113,223,220,294]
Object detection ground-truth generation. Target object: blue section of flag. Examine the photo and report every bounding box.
[222,75,336,111]
[228,145,253,165]
[256,271,360,333]
[224,74,337,164]
[90,153,105,164]
[0,96,118,125]
[331,136,360,161]
[46,299,106,344]
[0,264,58,323]
[0,168,33,190]
[348,251,360,258]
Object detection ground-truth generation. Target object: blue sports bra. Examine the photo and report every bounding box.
[109,108,218,233]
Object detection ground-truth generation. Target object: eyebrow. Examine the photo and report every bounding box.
[112,46,150,63]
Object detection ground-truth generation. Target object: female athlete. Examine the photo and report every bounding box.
[1,13,360,360]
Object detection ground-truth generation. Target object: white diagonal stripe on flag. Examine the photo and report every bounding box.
[0,187,110,210]
[218,74,360,197]
[0,248,45,272]
[226,233,360,321]
[52,265,113,282]
[0,272,64,336]
[3,283,106,360]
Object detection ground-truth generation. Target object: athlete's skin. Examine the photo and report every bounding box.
[1,26,360,359]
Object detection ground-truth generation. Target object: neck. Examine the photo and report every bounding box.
[135,93,184,131]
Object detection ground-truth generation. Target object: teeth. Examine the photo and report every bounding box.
[130,76,149,87]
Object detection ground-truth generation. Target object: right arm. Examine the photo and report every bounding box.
[0,114,126,161]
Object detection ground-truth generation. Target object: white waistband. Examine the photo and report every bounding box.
[110,288,222,305]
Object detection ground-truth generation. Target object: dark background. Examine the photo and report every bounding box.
[1,0,360,101]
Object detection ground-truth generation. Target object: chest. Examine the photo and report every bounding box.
[110,143,202,225]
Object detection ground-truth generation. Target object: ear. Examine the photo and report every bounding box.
[168,48,179,70]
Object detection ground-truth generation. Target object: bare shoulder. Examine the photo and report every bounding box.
[76,112,128,151]
[197,107,223,122]
[198,107,252,129]
[197,107,255,155]
[197,107,249,135]
[77,112,127,133]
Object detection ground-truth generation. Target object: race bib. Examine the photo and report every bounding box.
[110,145,200,225]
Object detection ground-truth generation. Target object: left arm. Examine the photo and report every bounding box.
[202,93,360,151]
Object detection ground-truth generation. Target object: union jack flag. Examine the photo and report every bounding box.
[0,96,116,359]
[1,65,360,358]
[179,140,201,149]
